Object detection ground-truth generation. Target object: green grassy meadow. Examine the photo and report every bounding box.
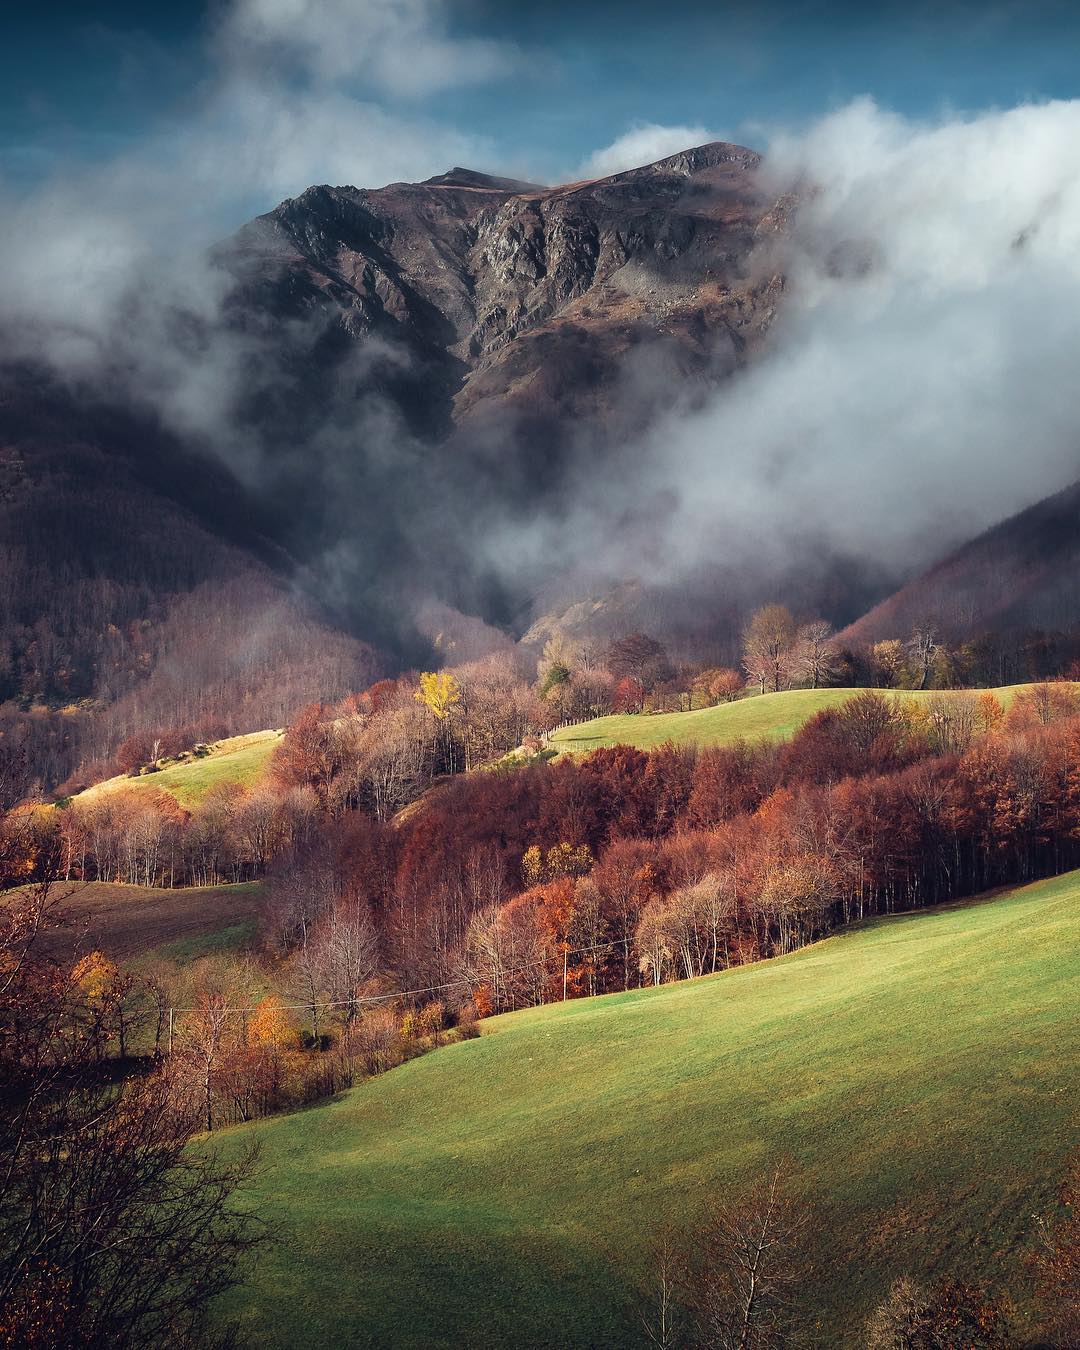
[75,730,283,809]
[150,918,259,963]
[548,685,1031,753]
[217,872,1079,1348]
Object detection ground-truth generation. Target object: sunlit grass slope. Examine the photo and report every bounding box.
[548,684,1032,753]
[74,730,283,809]
[219,873,1079,1348]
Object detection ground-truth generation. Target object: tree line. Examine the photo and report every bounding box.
[42,681,1079,1034]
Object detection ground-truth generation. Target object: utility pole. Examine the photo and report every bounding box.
[563,949,568,1001]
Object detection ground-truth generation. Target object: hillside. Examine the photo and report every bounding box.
[547,684,1029,753]
[0,370,378,805]
[33,880,266,964]
[841,475,1080,645]
[216,875,1078,1347]
[73,730,282,810]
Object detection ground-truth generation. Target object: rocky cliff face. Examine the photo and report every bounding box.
[223,143,789,438]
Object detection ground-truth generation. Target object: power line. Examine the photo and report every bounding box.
[165,938,625,1019]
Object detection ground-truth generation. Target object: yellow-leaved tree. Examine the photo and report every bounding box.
[72,950,119,1005]
[416,671,463,772]
[415,671,462,720]
[72,950,132,1056]
[248,995,291,1050]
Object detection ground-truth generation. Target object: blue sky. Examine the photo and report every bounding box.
[6,1,1080,199]
[6,0,1080,228]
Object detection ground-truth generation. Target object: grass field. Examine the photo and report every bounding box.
[74,730,283,809]
[32,880,266,962]
[548,685,1032,753]
[217,872,1079,1348]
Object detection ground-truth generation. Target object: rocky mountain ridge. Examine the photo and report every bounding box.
[224,142,790,434]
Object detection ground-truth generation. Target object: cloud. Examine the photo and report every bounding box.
[576,121,725,179]
[603,97,1080,583]
[0,0,504,422]
[8,22,1080,658]
[0,0,519,661]
[221,0,519,96]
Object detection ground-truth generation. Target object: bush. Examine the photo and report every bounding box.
[416,1001,446,1044]
[866,1276,1013,1349]
[455,1001,480,1038]
[347,1009,403,1076]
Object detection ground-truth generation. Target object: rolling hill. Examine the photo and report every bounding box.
[546,684,1030,754]
[216,873,1079,1348]
[71,730,283,810]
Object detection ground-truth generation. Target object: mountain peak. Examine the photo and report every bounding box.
[421,167,547,193]
[610,140,761,180]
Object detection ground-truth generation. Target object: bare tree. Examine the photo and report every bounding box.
[638,1230,688,1349]
[0,856,264,1347]
[793,621,839,690]
[312,898,379,1023]
[922,692,978,755]
[690,1161,809,1349]
[177,988,232,1134]
[606,633,673,690]
[906,625,938,691]
[742,607,798,696]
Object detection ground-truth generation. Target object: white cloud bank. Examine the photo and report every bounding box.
[6,20,1080,626]
[621,97,1080,578]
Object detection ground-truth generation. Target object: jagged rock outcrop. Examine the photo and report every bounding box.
[0,141,799,745]
[224,142,789,436]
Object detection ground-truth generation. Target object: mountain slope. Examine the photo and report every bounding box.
[841,475,1080,645]
[0,369,377,801]
[1,143,790,765]
[214,143,793,642]
[224,142,788,439]
[217,875,1079,1348]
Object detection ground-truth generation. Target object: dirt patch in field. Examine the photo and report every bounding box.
[26,881,266,962]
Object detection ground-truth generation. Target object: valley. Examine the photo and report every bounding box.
[3,18,1080,1339]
